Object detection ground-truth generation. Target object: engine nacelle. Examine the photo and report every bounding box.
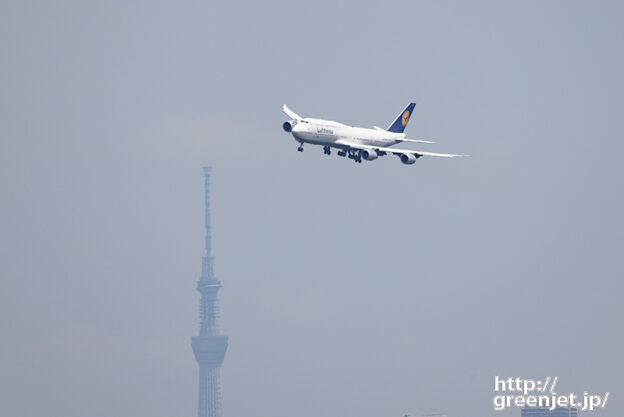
[400,153,417,165]
[282,120,296,132]
[361,149,378,161]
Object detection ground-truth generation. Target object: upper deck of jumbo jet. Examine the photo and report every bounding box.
[302,118,346,127]
[301,118,401,139]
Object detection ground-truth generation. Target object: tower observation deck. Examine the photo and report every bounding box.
[191,167,228,417]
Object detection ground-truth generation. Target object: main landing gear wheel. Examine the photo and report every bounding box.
[323,146,331,155]
[347,149,362,163]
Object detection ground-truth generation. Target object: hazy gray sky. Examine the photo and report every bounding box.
[1,2,622,417]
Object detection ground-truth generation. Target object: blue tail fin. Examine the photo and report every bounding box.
[386,102,416,133]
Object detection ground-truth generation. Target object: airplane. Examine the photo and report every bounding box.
[282,102,467,164]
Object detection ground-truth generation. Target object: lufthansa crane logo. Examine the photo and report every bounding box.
[401,110,410,127]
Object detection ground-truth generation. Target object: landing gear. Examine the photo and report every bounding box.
[323,146,331,155]
[297,144,304,152]
[347,149,362,163]
[337,150,347,157]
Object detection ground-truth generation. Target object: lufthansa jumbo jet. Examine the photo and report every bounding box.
[282,103,467,164]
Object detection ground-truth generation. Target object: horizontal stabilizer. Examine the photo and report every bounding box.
[400,138,436,144]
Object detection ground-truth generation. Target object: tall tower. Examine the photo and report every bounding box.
[191,166,228,417]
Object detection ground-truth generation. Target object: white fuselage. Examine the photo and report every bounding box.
[290,118,405,149]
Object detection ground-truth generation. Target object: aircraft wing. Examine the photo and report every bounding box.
[282,104,301,120]
[351,143,468,158]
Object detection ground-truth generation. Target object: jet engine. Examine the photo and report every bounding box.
[400,153,417,165]
[282,120,296,132]
[361,149,378,161]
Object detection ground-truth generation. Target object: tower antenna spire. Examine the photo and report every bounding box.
[204,166,212,258]
[192,166,228,417]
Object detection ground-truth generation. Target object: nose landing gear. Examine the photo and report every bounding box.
[297,144,304,152]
